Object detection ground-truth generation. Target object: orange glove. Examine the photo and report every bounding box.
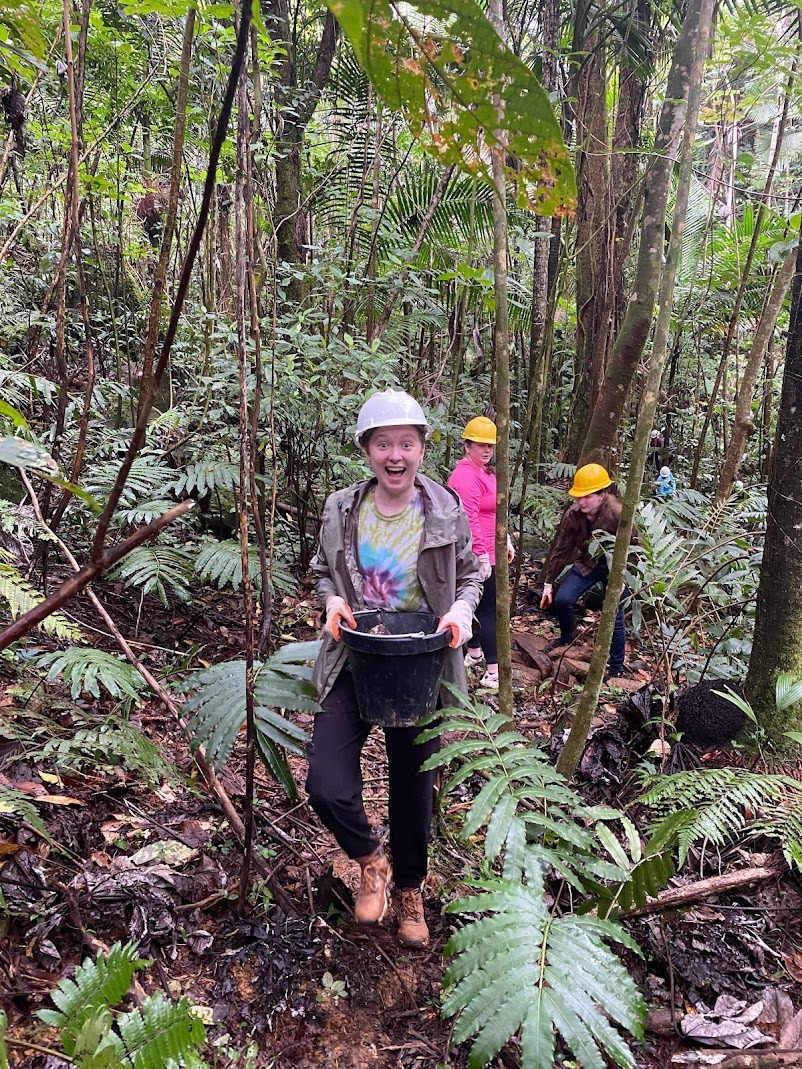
[540,583,553,609]
[437,600,473,649]
[324,596,356,641]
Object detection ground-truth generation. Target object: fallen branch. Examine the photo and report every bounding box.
[0,500,195,649]
[625,864,783,918]
[718,1054,802,1068]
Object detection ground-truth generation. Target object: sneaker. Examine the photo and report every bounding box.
[464,649,484,668]
[397,887,429,948]
[604,665,629,683]
[479,669,499,690]
[354,848,391,924]
[545,636,573,654]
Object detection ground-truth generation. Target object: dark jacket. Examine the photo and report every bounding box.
[310,473,483,703]
[545,493,635,584]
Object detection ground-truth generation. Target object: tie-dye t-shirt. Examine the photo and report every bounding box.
[358,488,430,611]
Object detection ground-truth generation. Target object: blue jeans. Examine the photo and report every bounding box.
[554,561,626,671]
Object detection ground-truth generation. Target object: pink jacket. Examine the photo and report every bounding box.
[448,457,497,564]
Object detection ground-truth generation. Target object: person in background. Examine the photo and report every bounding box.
[648,429,663,472]
[539,463,635,679]
[655,465,676,499]
[306,388,482,949]
[447,416,514,690]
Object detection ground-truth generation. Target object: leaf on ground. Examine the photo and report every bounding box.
[779,1008,802,1050]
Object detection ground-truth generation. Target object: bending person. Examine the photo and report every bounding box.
[539,463,634,678]
[447,415,514,690]
[306,388,482,949]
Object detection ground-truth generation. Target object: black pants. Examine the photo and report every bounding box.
[305,671,440,888]
[467,566,497,664]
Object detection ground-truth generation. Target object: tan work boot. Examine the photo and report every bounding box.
[354,847,391,924]
[397,887,429,948]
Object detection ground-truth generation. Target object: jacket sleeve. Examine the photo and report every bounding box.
[448,464,488,556]
[453,501,483,612]
[309,496,341,605]
[545,507,580,584]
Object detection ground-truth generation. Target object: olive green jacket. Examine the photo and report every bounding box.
[310,473,483,704]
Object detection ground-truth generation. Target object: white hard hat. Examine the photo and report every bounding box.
[355,388,432,446]
[650,429,659,437]
[660,466,671,477]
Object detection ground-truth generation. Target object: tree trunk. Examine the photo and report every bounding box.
[713,251,795,506]
[558,0,714,778]
[566,32,611,461]
[488,0,513,724]
[745,231,802,740]
[579,0,704,467]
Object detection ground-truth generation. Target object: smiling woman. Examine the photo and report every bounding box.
[305,388,483,950]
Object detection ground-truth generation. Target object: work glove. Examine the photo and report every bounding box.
[540,583,553,609]
[506,534,515,564]
[324,596,356,641]
[437,599,474,649]
[477,552,492,581]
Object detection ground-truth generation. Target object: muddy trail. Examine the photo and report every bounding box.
[2,575,802,1068]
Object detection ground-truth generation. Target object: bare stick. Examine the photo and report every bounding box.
[0,500,194,649]
[624,864,782,918]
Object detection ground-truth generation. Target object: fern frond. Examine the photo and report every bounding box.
[0,786,47,834]
[37,648,145,701]
[0,550,81,639]
[173,461,240,498]
[85,454,175,509]
[111,993,206,1068]
[180,642,319,791]
[443,865,643,1069]
[37,943,148,1058]
[641,768,802,865]
[194,538,260,591]
[110,544,193,606]
[38,715,182,788]
[420,700,614,880]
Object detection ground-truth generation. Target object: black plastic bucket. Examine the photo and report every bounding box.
[340,609,449,727]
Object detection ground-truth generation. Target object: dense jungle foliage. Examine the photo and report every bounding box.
[3,0,802,1066]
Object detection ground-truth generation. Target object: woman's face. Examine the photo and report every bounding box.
[577,490,604,516]
[365,425,425,504]
[465,440,494,468]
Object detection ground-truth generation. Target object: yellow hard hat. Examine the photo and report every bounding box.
[462,416,497,444]
[569,463,612,497]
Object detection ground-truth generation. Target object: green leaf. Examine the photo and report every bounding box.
[327,0,575,216]
[0,435,58,473]
[0,400,29,429]
[775,673,802,714]
[0,436,100,512]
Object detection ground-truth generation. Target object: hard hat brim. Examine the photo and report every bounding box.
[568,478,612,497]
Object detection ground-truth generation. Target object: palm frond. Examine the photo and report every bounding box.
[36,648,145,701]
